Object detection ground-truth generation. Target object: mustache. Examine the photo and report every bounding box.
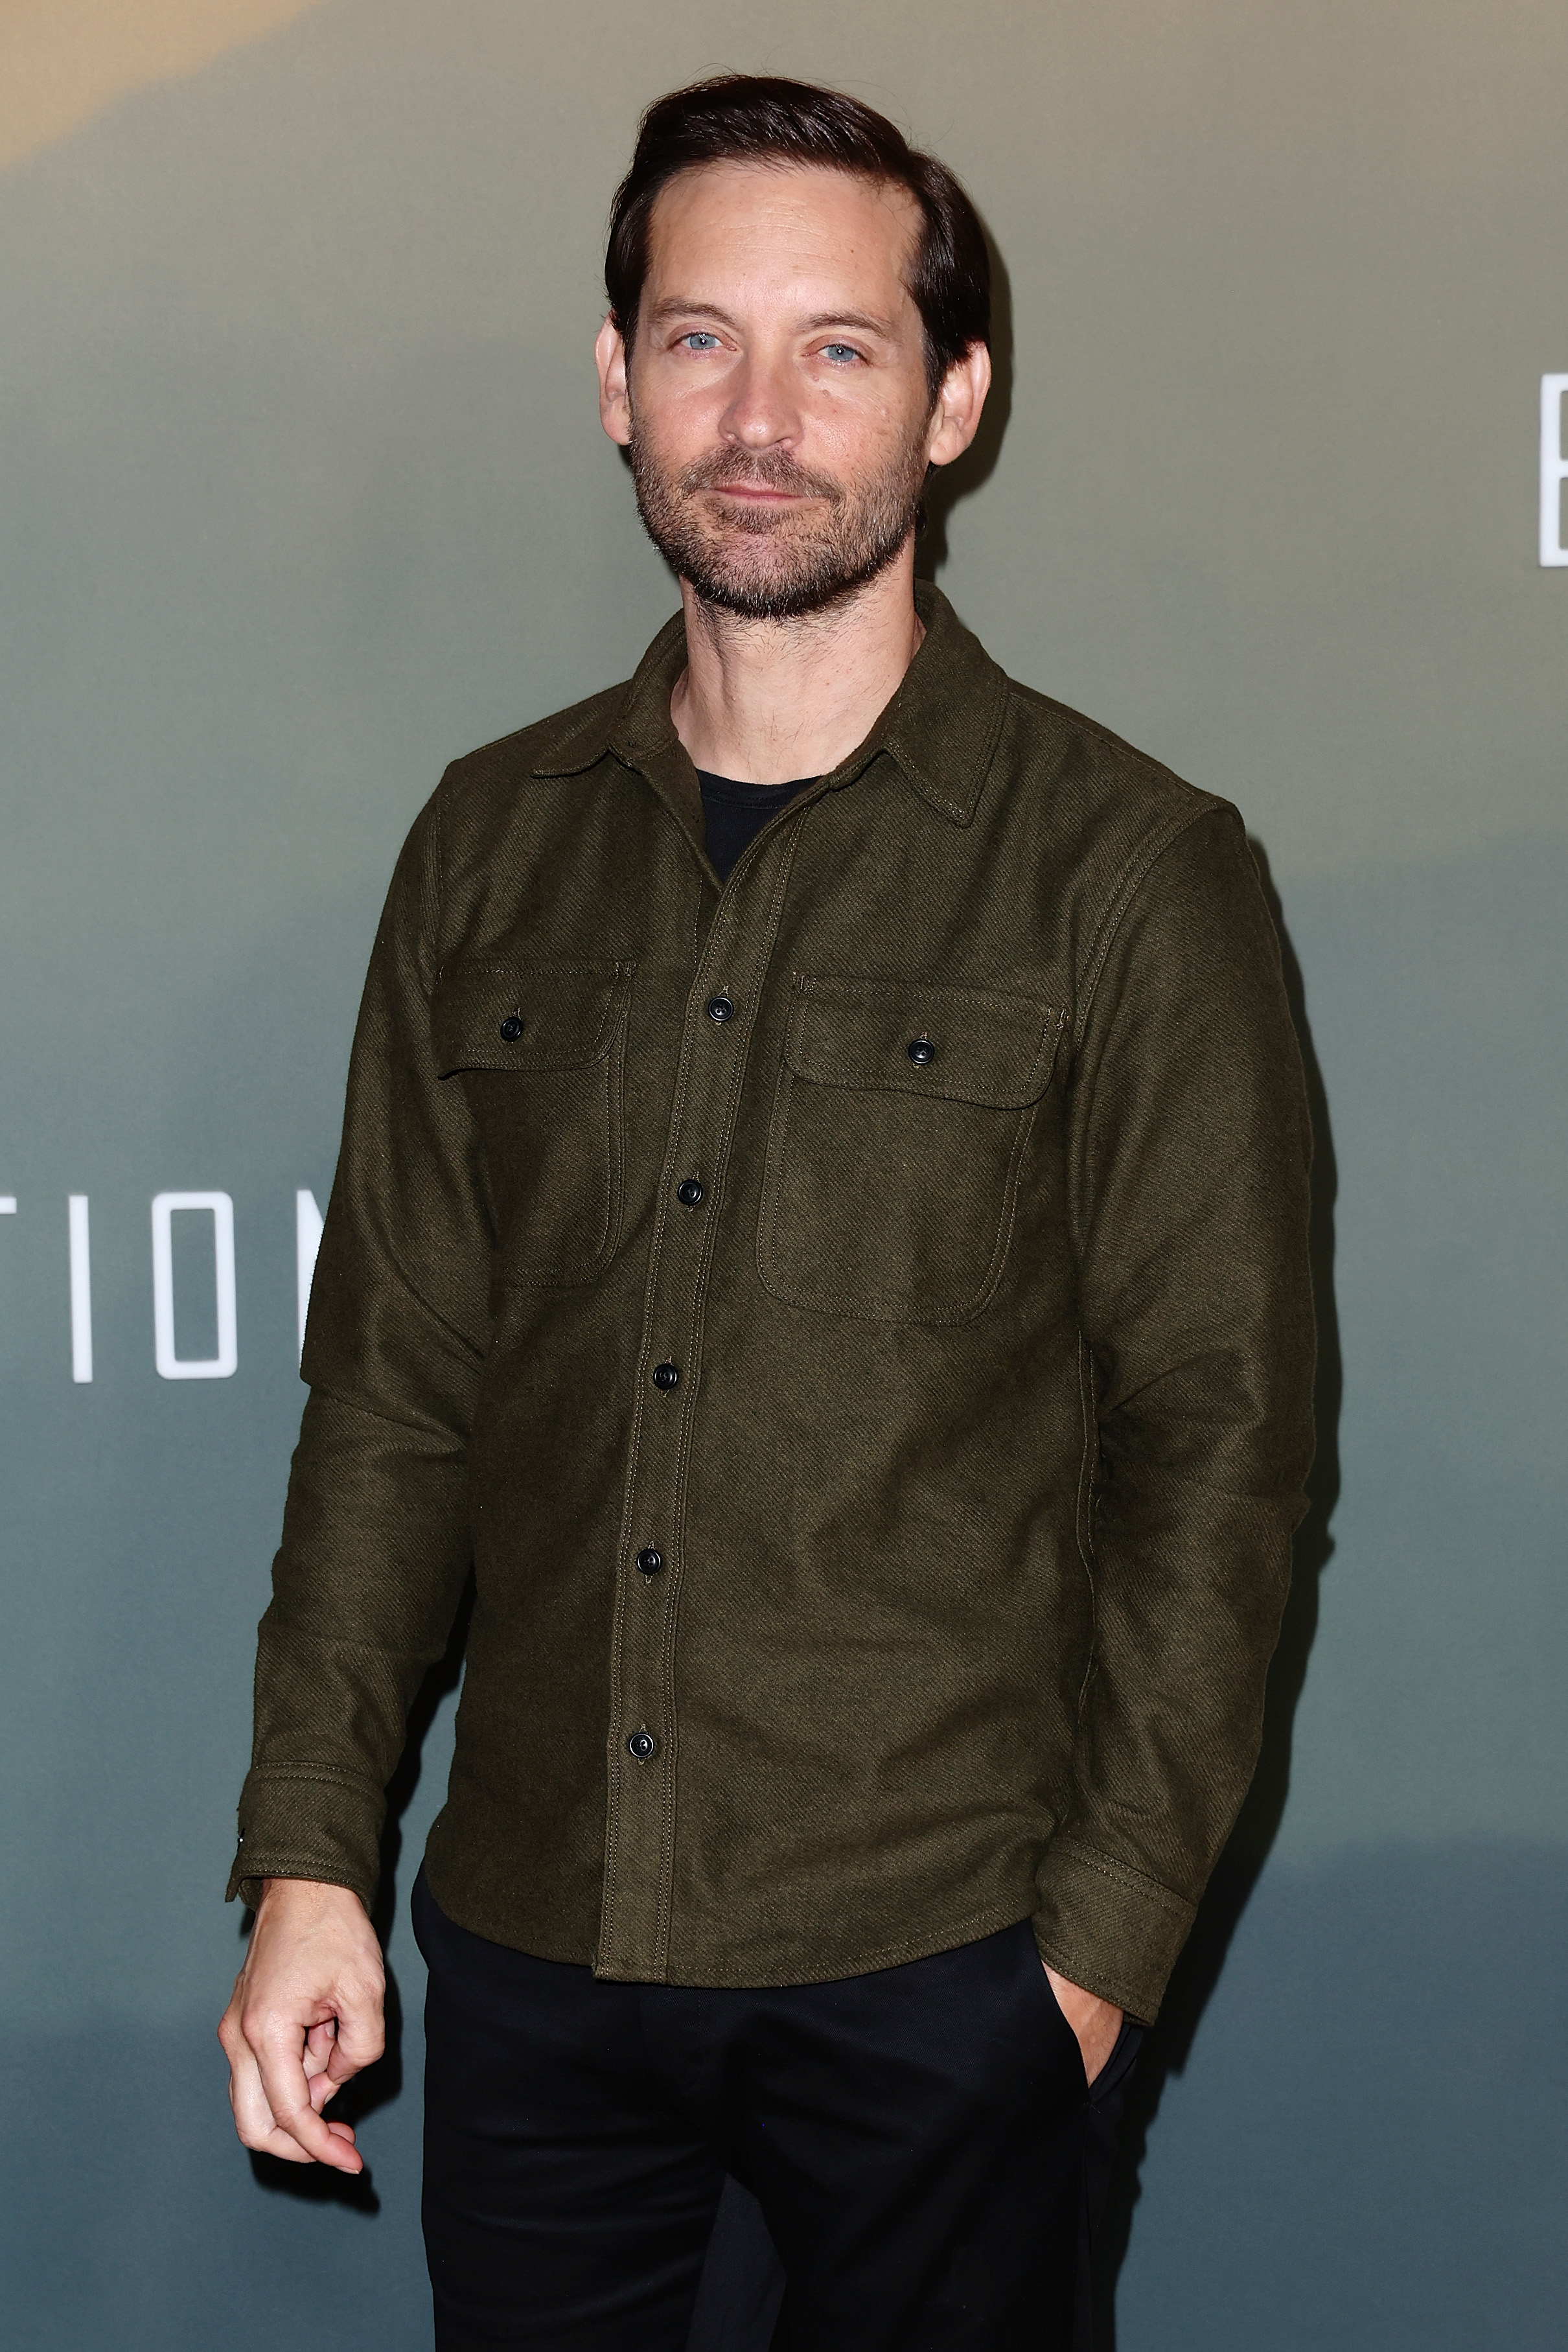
[678,448,844,503]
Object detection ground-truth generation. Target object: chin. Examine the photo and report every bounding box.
[695,542,817,601]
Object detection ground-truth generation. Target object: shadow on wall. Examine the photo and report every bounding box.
[934,253,1338,2346]
[1092,842,1343,2348]
[916,227,1013,578]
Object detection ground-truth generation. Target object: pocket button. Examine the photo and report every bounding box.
[906,1035,936,1066]
[498,1014,524,1042]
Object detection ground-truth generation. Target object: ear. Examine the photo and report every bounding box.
[595,314,633,447]
[926,341,993,470]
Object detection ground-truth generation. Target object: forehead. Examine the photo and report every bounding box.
[642,160,922,314]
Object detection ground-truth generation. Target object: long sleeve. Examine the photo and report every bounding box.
[225,596,1322,1993]
[1032,805,1316,2021]
[227,785,492,1912]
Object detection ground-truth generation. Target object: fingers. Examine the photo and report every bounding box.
[308,2068,343,2116]
[216,1882,386,2171]
[1043,1961,1124,2086]
[302,2016,337,2082]
[225,2005,360,2157]
[250,2018,365,2170]
[327,1985,386,2079]
[220,2006,326,2165]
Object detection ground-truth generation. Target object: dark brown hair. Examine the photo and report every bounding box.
[605,75,990,401]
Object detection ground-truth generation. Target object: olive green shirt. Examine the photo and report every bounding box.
[229,583,1313,2025]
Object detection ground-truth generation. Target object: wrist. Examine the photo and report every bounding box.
[256,1876,371,1924]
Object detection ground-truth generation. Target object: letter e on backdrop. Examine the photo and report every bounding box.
[1541,375,1568,564]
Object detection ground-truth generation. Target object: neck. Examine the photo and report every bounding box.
[669,546,925,784]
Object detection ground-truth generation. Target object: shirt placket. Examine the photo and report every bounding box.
[594,810,804,1981]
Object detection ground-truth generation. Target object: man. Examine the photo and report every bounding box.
[220,74,1313,2350]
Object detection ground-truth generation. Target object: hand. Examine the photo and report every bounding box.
[218,1878,386,2172]
[1044,1963,1124,2087]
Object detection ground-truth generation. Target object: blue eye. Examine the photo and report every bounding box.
[822,343,861,364]
[681,332,721,351]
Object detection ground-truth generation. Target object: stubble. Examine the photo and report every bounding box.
[628,424,931,621]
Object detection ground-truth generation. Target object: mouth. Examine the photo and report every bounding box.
[705,483,807,505]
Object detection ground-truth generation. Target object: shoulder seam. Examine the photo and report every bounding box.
[1074,802,1238,1050]
[426,778,446,990]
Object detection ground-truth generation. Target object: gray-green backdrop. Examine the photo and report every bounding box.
[2,3,1563,2346]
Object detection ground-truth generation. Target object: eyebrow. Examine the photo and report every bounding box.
[645,298,902,340]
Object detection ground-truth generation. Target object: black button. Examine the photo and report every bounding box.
[627,1730,658,1762]
[676,1178,705,1207]
[498,1014,524,1043]
[706,994,736,1024]
[635,1546,664,1576]
[652,1362,680,1391]
[906,1036,936,1066]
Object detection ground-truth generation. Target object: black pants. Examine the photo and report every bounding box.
[414,1869,1140,2351]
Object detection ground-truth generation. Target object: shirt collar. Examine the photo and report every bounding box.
[529,580,1009,829]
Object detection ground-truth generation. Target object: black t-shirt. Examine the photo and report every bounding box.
[697,770,816,884]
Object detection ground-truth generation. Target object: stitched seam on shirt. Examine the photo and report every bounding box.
[600,889,757,1972]
[496,974,634,1285]
[435,965,626,1073]
[254,1636,446,1661]
[893,658,1010,821]
[1074,804,1226,1051]
[971,660,1013,813]
[1073,1333,1099,1719]
[722,1896,1035,1985]
[785,973,1059,1104]
[251,1637,444,1655]
[245,1765,384,1789]
[599,1057,693,1966]
[295,1380,470,1448]
[813,1896,1030,1976]
[229,1854,374,1883]
[1052,1841,1193,1917]
[656,826,806,1976]
[755,1067,1014,1321]
[424,776,448,993]
[755,1055,1048,1327]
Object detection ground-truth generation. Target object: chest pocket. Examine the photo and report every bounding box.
[432,960,634,1286]
[757,974,1063,1325]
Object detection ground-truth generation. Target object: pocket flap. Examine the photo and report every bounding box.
[432,961,630,1076]
[784,974,1062,1108]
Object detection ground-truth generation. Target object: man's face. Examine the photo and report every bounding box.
[601,161,946,619]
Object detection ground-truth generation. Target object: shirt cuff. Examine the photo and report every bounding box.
[1032,1835,1197,2024]
[225,1764,384,1915]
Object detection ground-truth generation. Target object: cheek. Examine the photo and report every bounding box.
[811,383,926,460]
[630,355,724,437]
[628,405,701,489]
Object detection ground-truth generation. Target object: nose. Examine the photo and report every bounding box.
[718,352,801,452]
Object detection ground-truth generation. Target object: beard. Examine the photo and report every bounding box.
[628,420,930,621]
